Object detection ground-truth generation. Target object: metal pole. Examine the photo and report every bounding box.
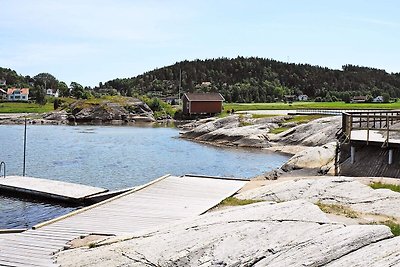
[178,68,182,106]
[23,116,27,176]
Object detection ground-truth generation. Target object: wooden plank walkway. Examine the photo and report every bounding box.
[0,174,247,267]
[0,176,108,203]
[351,129,400,145]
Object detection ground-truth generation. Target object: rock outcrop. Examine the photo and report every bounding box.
[180,114,342,149]
[282,142,337,175]
[69,99,155,124]
[56,200,398,267]
[180,115,287,148]
[271,116,341,146]
[238,176,400,219]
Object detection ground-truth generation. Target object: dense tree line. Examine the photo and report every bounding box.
[2,56,400,104]
[102,57,400,102]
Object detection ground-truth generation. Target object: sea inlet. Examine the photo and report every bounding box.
[0,124,289,229]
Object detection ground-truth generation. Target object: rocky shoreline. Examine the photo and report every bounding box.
[0,98,158,126]
[5,111,400,266]
[179,114,342,178]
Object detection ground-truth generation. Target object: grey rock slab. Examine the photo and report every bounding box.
[273,116,341,146]
[238,176,400,218]
[282,142,337,171]
[56,200,394,267]
[325,235,400,267]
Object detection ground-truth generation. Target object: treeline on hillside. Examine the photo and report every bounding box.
[2,56,400,104]
[103,57,400,102]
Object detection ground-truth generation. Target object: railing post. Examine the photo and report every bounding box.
[387,113,390,145]
[367,114,370,144]
[0,161,5,178]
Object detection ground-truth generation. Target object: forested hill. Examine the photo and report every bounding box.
[104,57,400,102]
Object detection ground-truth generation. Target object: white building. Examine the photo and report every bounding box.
[373,96,384,103]
[46,88,59,97]
[7,88,29,101]
[298,94,308,101]
[0,79,6,86]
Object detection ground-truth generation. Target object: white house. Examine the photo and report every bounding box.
[298,94,308,101]
[373,96,384,103]
[7,88,29,101]
[46,88,59,97]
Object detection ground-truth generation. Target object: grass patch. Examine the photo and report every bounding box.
[251,114,278,119]
[269,127,291,134]
[367,220,400,236]
[0,102,54,113]
[382,220,400,236]
[219,197,263,207]
[224,101,400,111]
[239,121,253,127]
[370,182,400,193]
[316,202,359,218]
[268,115,326,135]
[284,115,326,124]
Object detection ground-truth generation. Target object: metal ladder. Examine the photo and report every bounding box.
[0,161,5,178]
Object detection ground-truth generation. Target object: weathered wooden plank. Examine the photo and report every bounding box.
[0,176,107,201]
[0,174,247,266]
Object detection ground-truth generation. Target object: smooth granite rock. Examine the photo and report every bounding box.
[180,115,286,148]
[273,116,341,146]
[56,200,395,267]
[282,142,337,171]
[238,176,400,219]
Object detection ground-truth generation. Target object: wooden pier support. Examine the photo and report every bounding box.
[351,146,356,164]
[389,149,394,165]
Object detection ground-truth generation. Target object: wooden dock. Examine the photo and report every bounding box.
[0,174,247,267]
[0,176,108,203]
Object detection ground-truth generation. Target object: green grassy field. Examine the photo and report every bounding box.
[0,102,54,113]
[224,101,400,111]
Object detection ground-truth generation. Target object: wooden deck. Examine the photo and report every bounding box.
[342,111,400,147]
[0,176,108,203]
[0,174,247,266]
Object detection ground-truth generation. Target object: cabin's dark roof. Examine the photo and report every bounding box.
[183,93,225,102]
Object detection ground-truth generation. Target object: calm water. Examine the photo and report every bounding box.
[0,124,289,228]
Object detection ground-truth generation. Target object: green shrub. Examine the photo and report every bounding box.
[370,182,400,193]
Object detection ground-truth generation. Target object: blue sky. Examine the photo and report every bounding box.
[1,0,399,86]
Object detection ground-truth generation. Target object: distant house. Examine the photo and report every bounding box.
[373,96,384,103]
[163,95,180,105]
[200,81,212,87]
[0,89,7,100]
[284,95,296,103]
[7,88,29,101]
[351,96,367,103]
[182,93,225,115]
[298,94,308,101]
[46,88,59,97]
[0,79,6,87]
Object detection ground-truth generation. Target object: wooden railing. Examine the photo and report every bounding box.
[296,108,388,116]
[342,110,400,145]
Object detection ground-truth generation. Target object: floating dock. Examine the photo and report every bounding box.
[0,174,248,267]
[0,176,108,203]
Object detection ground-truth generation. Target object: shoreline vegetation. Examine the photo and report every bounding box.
[2,99,400,115]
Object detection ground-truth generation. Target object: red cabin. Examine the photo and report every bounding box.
[182,93,225,115]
